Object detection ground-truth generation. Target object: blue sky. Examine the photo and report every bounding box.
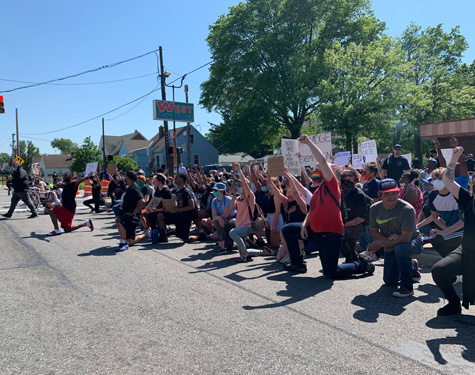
[1,0,474,157]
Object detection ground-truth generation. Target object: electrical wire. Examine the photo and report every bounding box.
[167,61,213,85]
[21,85,161,136]
[0,49,159,93]
[106,84,159,121]
[0,72,157,86]
[0,137,11,148]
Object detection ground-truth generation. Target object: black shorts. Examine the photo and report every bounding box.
[163,211,193,240]
[117,214,140,240]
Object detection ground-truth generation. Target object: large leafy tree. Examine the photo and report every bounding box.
[111,155,138,173]
[400,24,475,162]
[201,0,384,149]
[51,138,78,154]
[19,140,41,173]
[70,137,102,173]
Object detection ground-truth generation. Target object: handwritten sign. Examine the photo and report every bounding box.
[352,154,364,170]
[267,156,284,177]
[85,162,98,176]
[360,140,377,163]
[333,151,351,167]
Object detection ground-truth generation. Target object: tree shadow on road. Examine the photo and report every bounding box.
[426,315,475,364]
[352,285,416,323]
[242,274,334,310]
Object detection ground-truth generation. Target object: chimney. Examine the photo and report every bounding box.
[159,126,164,140]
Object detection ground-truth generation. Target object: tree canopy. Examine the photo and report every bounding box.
[51,138,78,154]
[70,137,102,173]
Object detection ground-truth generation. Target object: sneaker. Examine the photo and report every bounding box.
[86,219,94,231]
[27,213,38,219]
[2,213,12,218]
[358,256,375,275]
[279,254,291,265]
[453,275,463,285]
[283,263,307,273]
[437,301,462,316]
[392,287,414,298]
[360,250,378,262]
[117,242,129,252]
[412,259,421,282]
[212,246,227,255]
[47,230,61,236]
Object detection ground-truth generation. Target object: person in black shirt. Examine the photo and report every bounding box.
[115,170,147,252]
[2,159,38,219]
[145,173,172,243]
[381,144,410,182]
[47,171,94,236]
[156,173,199,243]
[83,178,106,213]
[433,146,475,315]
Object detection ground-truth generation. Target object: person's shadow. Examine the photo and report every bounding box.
[426,315,475,364]
[352,285,417,323]
[242,273,334,310]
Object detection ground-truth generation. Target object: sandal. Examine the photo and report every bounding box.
[236,256,253,263]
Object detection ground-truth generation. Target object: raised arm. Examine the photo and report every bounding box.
[442,146,463,200]
[298,134,333,182]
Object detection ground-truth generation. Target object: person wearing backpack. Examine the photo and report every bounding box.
[381,144,410,182]
[340,168,368,263]
[282,135,374,278]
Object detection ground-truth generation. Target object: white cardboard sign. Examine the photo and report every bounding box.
[352,154,364,170]
[85,162,98,176]
[360,140,378,163]
[333,151,351,167]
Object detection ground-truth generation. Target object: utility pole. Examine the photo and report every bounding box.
[159,46,173,175]
[185,85,191,168]
[11,133,15,159]
[102,118,106,171]
[15,108,19,157]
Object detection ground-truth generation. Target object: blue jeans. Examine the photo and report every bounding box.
[358,225,372,252]
[383,237,423,290]
[229,226,264,257]
[281,223,366,279]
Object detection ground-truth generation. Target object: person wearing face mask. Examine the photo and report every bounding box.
[340,168,369,263]
[398,171,423,217]
[422,168,464,261]
[210,182,234,254]
[281,135,374,278]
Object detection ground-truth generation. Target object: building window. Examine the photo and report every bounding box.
[193,154,199,166]
[190,133,195,145]
[156,155,160,166]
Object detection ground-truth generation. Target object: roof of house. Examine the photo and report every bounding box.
[41,154,74,169]
[218,152,255,164]
[101,130,147,155]
[32,156,42,164]
[122,139,153,154]
[150,126,187,152]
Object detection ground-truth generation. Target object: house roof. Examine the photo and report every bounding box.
[122,139,153,154]
[218,152,255,164]
[100,130,147,155]
[151,126,187,152]
[32,156,42,164]
[42,154,74,169]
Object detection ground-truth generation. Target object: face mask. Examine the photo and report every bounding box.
[433,179,445,191]
[212,191,220,198]
[361,173,370,180]
[137,181,146,189]
[311,170,322,184]
[400,182,406,187]
[236,187,243,194]
[261,186,268,192]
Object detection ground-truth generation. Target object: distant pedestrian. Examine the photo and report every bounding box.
[2,159,38,219]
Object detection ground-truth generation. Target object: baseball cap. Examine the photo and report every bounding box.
[428,158,437,163]
[213,182,226,191]
[393,144,402,150]
[379,178,400,193]
[468,154,473,158]
[421,177,433,184]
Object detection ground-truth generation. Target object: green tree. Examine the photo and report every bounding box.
[201,0,384,144]
[0,152,11,162]
[51,138,78,154]
[112,155,138,173]
[400,24,475,162]
[18,140,41,173]
[70,137,102,173]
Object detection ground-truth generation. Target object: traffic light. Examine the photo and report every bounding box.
[0,96,4,114]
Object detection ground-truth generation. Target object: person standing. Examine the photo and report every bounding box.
[47,172,94,236]
[381,144,410,182]
[2,159,38,219]
[367,178,423,297]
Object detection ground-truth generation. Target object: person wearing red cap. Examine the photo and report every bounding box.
[367,178,423,297]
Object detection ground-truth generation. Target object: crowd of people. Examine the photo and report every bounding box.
[2,136,475,317]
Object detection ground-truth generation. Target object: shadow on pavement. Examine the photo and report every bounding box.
[352,285,416,323]
[426,315,475,364]
[25,231,52,243]
[77,246,117,257]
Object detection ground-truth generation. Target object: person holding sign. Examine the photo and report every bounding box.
[2,158,38,219]
[281,135,374,278]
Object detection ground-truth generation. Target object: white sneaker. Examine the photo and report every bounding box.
[453,275,463,285]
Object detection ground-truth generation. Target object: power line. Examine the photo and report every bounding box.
[21,85,161,136]
[0,72,157,86]
[167,61,213,85]
[0,49,159,93]
[106,84,159,121]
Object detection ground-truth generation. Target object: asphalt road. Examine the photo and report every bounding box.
[0,189,474,374]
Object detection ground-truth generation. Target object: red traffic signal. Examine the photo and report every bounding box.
[0,96,4,114]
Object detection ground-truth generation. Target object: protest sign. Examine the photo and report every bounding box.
[360,140,378,163]
[281,138,300,176]
[352,154,364,170]
[162,197,176,213]
[267,156,284,177]
[441,148,454,164]
[333,151,351,167]
[85,162,98,176]
[403,154,412,167]
[106,162,117,176]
